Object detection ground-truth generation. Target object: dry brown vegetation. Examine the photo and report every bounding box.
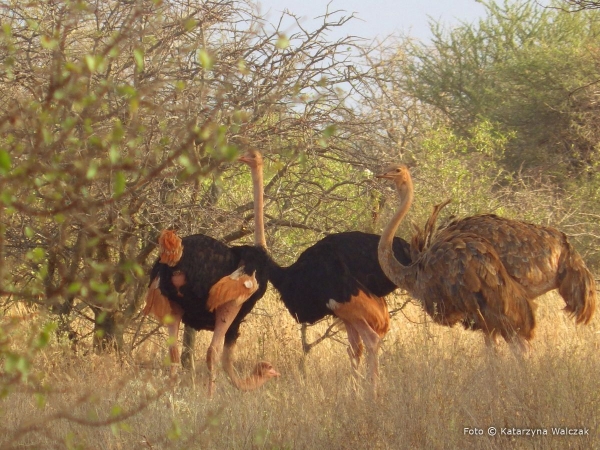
[0,290,598,449]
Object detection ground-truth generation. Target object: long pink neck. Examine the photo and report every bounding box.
[378,177,416,290]
[250,164,267,248]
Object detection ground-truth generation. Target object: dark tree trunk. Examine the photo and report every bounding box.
[92,308,124,353]
[181,325,196,370]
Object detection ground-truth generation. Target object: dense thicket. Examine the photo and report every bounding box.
[0,0,379,351]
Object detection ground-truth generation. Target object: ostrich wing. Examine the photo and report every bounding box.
[319,231,411,297]
[416,230,536,337]
[445,215,563,292]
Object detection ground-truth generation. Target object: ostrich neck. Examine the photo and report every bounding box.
[247,161,289,304]
[250,164,267,248]
[378,179,416,291]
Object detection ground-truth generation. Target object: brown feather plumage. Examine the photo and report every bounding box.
[158,230,183,267]
[143,276,183,323]
[328,291,390,337]
[377,165,537,351]
[428,213,595,325]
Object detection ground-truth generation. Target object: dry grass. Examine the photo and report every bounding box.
[0,291,598,449]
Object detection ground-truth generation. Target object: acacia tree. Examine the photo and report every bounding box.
[392,0,600,176]
[0,0,375,352]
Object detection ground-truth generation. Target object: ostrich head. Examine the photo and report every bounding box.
[239,149,263,169]
[376,164,412,198]
[253,361,281,379]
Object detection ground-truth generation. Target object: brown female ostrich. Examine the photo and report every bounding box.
[377,164,537,351]
[409,192,596,333]
[240,150,412,392]
[143,160,280,395]
[420,212,596,327]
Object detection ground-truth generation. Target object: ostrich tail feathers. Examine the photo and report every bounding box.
[158,230,183,267]
[558,246,596,325]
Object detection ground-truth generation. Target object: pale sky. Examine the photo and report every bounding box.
[256,0,489,42]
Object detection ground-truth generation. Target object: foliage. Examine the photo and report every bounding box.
[0,0,371,351]
[400,0,600,175]
[361,0,600,265]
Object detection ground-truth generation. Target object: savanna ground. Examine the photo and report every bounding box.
[1,290,597,450]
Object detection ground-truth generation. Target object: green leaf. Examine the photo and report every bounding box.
[96,311,107,324]
[5,354,30,378]
[34,393,46,409]
[40,35,58,49]
[24,227,34,238]
[238,59,249,75]
[27,247,46,262]
[0,191,13,206]
[178,154,191,168]
[276,34,289,49]
[113,171,126,197]
[34,333,50,350]
[133,48,144,71]
[221,145,239,161]
[90,279,110,294]
[198,49,213,70]
[323,125,336,138]
[85,55,97,72]
[167,420,182,441]
[111,405,122,417]
[109,145,120,163]
[67,281,82,294]
[0,149,11,174]
[86,162,98,179]
[184,18,197,31]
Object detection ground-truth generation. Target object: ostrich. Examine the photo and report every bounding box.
[240,150,412,391]
[377,164,537,351]
[416,211,596,327]
[143,170,279,395]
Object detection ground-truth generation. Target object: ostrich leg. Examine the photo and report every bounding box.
[206,301,243,397]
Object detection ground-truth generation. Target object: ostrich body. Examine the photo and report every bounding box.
[144,161,280,395]
[241,150,412,391]
[377,165,537,351]
[266,236,393,387]
[431,214,596,325]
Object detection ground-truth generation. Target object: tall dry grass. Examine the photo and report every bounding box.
[0,290,598,449]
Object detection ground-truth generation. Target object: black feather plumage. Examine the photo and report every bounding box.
[267,231,411,324]
[149,234,270,345]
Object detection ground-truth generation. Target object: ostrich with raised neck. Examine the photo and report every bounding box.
[240,150,414,393]
[143,151,280,395]
[376,164,537,351]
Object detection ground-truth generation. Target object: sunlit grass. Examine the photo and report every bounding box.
[0,291,598,449]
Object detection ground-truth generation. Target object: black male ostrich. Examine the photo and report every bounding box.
[240,150,412,392]
[143,155,280,395]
